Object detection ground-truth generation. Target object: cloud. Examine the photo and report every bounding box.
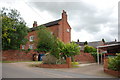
[1,1,118,42]
[29,1,118,41]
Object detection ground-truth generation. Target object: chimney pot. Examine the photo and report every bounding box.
[33,21,37,27]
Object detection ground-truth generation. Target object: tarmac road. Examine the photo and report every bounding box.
[2,62,115,78]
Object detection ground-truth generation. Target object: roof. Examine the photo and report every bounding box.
[29,19,62,31]
[104,41,119,45]
[88,41,104,48]
[75,42,84,46]
[75,41,104,48]
[97,44,119,48]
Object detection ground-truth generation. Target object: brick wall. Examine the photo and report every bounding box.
[104,58,120,77]
[74,52,95,63]
[2,50,37,61]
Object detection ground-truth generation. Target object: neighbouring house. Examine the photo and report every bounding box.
[75,41,104,52]
[20,10,71,50]
[75,40,120,63]
[97,42,120,62]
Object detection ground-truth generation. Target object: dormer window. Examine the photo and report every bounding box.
[29,36,34,42]
[67,29,70,32]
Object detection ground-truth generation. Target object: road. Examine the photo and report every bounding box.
[2,62,115,78]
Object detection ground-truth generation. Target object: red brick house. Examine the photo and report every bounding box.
[20,10,71,50]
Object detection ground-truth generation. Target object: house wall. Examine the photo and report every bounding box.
[20,31,38,49]
[20,25,59,50]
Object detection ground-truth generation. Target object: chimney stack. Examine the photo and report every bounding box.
[33,21,37,27]
[62,10,67,21]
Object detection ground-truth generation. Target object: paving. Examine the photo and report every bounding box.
[53,63,115,78]
[2,62,116,78]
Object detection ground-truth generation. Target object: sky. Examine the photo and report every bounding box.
[0,0,119,42]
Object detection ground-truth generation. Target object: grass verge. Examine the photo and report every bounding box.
[71,62,80,68]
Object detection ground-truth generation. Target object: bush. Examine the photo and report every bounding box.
[56,57,66,64]
[42,54,66,64]
[62,42,80,61]
[42,54,58,64]
[71,62,79,65]
[50,39,65,59]
[108,53,120,71]
[84,45,97,53]
[90,52,101,62]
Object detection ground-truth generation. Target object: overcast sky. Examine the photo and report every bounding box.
[0,0,119,42]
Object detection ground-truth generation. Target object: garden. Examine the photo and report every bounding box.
[34,26,80,68]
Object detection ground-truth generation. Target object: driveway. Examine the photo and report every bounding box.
[2,62,115,78]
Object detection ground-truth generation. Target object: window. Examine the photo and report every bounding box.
[67,29,70,32]
[29,36,34,42]
[29,44,33,49]
[22,45,25,49]
[51,32,53,35]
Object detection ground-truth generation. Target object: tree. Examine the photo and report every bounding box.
[84,45,97,53]
[84,41,88,45]
[50,38,65,59]
[62,42,80,61]
[37,26,55,53]
[1,8,28,50]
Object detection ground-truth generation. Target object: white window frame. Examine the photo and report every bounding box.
[29,44,33,49]
[67,29,70,32]
[29,36,34,42]
[22,45,25,49]
[51,32,53,35]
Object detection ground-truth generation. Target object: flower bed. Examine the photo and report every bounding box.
[39,64,70,68]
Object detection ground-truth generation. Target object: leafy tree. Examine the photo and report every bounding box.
[62,42,80,61]
[50,39,65,59]
[37,26,65,59]
[1,8,28,50]
[84,41,88,45]
[84,45,97,53]
[37,26,55,53]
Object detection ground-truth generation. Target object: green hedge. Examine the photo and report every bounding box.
[108,53,120,71]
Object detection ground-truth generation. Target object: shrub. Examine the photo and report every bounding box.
[56,57,66,64]
[62,42,80,61]
[42,54,66,64]
[84,45,97,53]
[71,62,79,68]
[71,62,79,65]
[90,52,101,62]
[108,53,120,71]
[42,54,58,64]
[50,39,65,59]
